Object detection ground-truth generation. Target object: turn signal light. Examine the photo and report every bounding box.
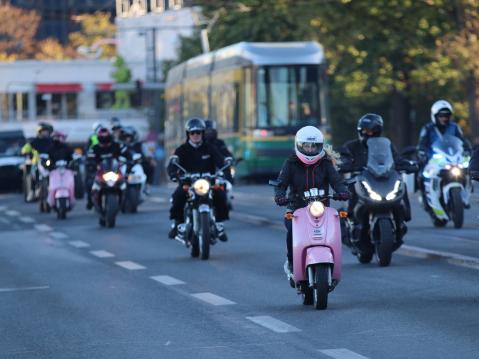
[284,212,295,220]
[339,211,348,218]
[182,185,190,191]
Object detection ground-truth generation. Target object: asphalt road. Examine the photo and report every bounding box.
[0,185,478,358]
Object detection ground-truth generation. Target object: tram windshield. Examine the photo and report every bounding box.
[256,65,320,128]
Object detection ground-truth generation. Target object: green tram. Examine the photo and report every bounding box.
[165,41,329,178]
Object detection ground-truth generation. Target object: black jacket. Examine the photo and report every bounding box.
[167,141,225,180]
[274,154,347,210]
[48,142,73,166]
[340,138,398,172]
[469,146,479,173]
[89,142,129,164]
[207,138,233,158]
[31,137,53,154]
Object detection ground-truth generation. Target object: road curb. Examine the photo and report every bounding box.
[232,211,479,271]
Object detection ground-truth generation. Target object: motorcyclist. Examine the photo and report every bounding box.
[21,122,54,201]
[273,126,350,275]
[85,128,129,209]
[167,117,231,242]
[204,119,234,183]
[417,100,471,209]
[47,131,73,167]
[339,113,412,248]
[87,122,103,151]
[110,117,123,143]
[470,146,479,180]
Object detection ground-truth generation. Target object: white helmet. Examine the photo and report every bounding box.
[295,126,325,165]
[431,100,453,124]
[92,121,103,133]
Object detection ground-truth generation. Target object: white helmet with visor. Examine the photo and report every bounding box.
[295,126,325,165]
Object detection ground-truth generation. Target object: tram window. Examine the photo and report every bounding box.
[96,91,115,109]
[36,93,78,119]
[256,65,319,128]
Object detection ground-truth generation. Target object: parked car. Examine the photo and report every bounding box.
[0,130,26,190]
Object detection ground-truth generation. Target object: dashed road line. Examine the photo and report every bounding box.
[19,216,35,223]
[5,210,20,217]
[115,261,146,270]
[149,196,167,203]
[90,250,115,258]
[0,217,11,225]
[319,348,369,359]
[0,205,7,211]
[151,275,185,285]
[0,286,49,293]
[246,316,301,333]
[34,224,53,232]
[191,292,236,306]
[68,240,91,248]
[49,232,68,239]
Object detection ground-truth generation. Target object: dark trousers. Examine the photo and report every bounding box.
[169,186,229,222]
[284,217,293,264]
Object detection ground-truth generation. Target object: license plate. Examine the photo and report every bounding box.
[313,228,323,238]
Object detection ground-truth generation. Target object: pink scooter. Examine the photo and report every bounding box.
[271,182,346,310]
[48,160,75,219]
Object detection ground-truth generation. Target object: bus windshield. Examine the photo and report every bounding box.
[256,65,320,128]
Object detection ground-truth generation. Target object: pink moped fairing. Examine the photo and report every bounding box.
[48,168,75,208]
[292,206,342,283]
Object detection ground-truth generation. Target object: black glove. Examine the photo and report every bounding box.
[274,194,289,206]
[335,192,350,201]
[417,151,427,164]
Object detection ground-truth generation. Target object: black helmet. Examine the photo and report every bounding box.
[121,126,136,142]
[185,117,206,133]
[37,122,53,136]
[97,127,113,146]
[204,119,217,130]
[110,117,122,131]
[357,113,383,142]
[204,119,217,141]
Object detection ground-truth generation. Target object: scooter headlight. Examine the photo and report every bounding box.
[361,181,382,201]
[103,171,119,182]
[385,180,401,201]
[193,179,210,195]
[450,166,462,177]
[309,201,325,217]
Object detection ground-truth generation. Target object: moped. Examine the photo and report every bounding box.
[48,160,75,219]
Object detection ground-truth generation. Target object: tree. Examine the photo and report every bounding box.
[111,56,132,109]
[0,4,40,59]
[35,38,76,60]
[69,12,116,59]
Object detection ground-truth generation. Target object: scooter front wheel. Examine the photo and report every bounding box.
[313,264,330,310]
[57,198,67,220]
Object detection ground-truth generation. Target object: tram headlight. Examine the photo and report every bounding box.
[309,201,325,217]
[193,179,210,195]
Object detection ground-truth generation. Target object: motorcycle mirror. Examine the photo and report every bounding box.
[268,179,280,186]
[133,153,142,161]
[304,191,311,198]
[310,188,319,197]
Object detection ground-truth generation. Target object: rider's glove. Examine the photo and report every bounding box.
[417,151,427,164]
[274,194,289,206]
[336,192,350,201]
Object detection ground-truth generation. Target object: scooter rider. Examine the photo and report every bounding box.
[204,119,234,183]
[48,131,73,167]
[340,113,411,246]
[167,117,231,242]
[417,100,471,207]
[274,126,350,274]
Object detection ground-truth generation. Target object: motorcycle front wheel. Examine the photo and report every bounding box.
[105,193,119,228]
[199,212,210,260]
[375,218,393,267]
[449,187,464,229]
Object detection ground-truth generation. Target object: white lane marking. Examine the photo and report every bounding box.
[49,232,68,239]
[0,217,11,224]
[151,275,185,285]
[90,250,115,258]
[0,205,7,211]
[0,286,49,293]
[319,348,369,359]
[68,240,90,248]
[115,261,146,270]
[191,292,236,306]
[246,316,301,333]
[149,196,166,203]
[35,224,53,232]
[19,216,35,223]
[5,210,20,217]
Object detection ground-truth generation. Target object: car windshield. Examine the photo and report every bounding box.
[431,135,463,157]
[366,137,394,178]
[0,132,25,156]
[256,65,320,128]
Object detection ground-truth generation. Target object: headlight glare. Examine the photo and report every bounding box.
[193,179,210,195]
[450,166,462,177]
[309,201,325,217]
[385,180,401,201]
[103,171,119,182]
[362,181,382,201]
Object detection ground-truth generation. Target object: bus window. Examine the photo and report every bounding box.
[256,65,320,129]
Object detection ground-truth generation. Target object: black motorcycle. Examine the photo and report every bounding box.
[170,157,230,260]
[38,153,51,213]
[341,137,417,266]
[93,158,125,228]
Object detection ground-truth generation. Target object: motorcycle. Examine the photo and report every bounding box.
[169,156,230,260]
[92,157,126,228]
[270,180,346,310]
[421,135,471,228]
[21,156,35,203]
[341,137,416,267]
[71,149,85,200]
[122,152,147,213]
[48,160,75,219]
[38,153,51,213]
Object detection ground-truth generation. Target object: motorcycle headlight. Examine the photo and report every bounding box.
[450,166,462,177]
[193,179,210,195]
[309,201,325,217]
[362,181,382,201]
[103,171,119,182]
[385,180,401,201]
